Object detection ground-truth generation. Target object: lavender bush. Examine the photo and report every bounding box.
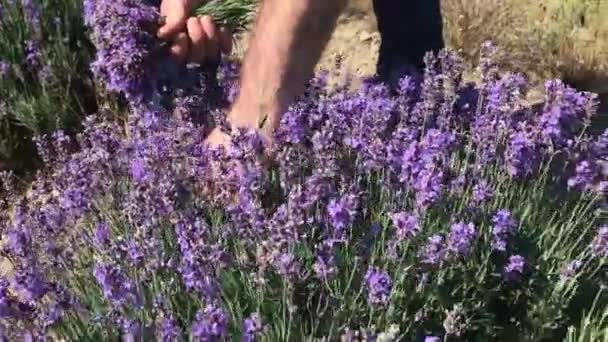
[0,0,607,341]
[0,0,96,171]
[0,0,254,172]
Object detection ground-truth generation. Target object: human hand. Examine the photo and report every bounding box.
[205,101,278,154]
[158,0,233,63]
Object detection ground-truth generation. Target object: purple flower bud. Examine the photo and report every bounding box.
[93,264,138,307]
[130,158,150,183]
[21,0,40,27]
[561,260,583,280]
[326,193,359,238]
[126,240,144,266]
[24,40,41,70]
[491,209,518,252]
[447,222,476,256]
[158,313,180,342]
[95,222,110,246]
[275,252,300,278]
[364,268,392,307]
[591,226,608,258]
[243,312,263,342]
[472,180,494,205]
[503,255,526,281]
[0,61,9,78]
[421,234,446,266]
[191,304,229,340]
[390,211,420,241]
[506,130,539,178]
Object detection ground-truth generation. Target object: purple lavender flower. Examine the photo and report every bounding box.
[191,304,229,340]
[390,211,420,241]
[425,336,441,342]
[158,313,180,342]
[5,221,32,257]
[38,64,52,83]
[539,80,595,147]
[0,61,9,79]
[93,264,139,307]
[491,209,518,252]
[506,129,539,178]
[24,39,41,70]
[275,252,300,278]
[503,255,526,281]
[0,41,605,339]
[567,159,599,192]
[561,260,582,280]
[0,279,13,318]
[126,240,144,266]
[20,0,40,27]
[365,268,392,307]
[130,158,150,183]
[414,165,445,208]
[450,174,467,195]
[313,239,338,279]
[83,0,97,26]
[472,180,494,206]
[243,312,263,342]
[326,193,359,238]
[447,222,476,256]
[86,0,161,101]
[421,234,446,265]
[121,319,142,342]
[12,268,49,303]
[95,222,110,246]
[591,226,608,258]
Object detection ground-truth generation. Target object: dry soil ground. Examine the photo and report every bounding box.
[234,0,381,77]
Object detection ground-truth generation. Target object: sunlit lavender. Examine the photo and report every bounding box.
[0,0,605,341]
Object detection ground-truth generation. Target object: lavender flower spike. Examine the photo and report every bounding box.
[365,268,393,307]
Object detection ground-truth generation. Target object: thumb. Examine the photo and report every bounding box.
[158,3,188,39]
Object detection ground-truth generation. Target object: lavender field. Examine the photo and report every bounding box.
[0,0,606,341]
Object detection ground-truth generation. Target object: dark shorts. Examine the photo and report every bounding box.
[372,0,444,84]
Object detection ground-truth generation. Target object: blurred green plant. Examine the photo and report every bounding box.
[563,288,608,342]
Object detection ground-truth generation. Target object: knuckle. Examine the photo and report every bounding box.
[186,17,199,27]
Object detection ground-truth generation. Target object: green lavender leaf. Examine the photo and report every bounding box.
[192,0,258,32]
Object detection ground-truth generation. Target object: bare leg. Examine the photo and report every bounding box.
[207,0,347,145]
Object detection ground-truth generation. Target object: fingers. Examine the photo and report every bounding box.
[186,17,206,63]
[218,26,233,55]
[159,2,232,64]
[186,16,228,63]
[169,32,189,62]
[158,4,187,39]
[200,16,219,61]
